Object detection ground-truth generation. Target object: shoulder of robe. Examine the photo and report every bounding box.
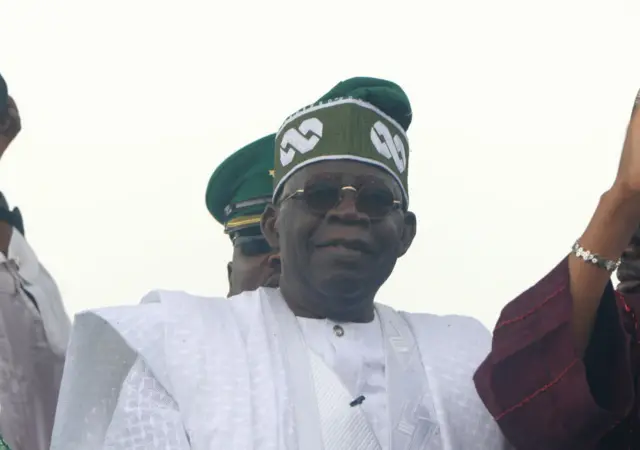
[79,288,265,340]
[71,289,235,358]
[64,290,247,395]
[402,312,491,364]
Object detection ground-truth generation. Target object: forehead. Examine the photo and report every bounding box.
[286,160,400,192]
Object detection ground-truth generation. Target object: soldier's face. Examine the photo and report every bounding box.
[227,236,280,297]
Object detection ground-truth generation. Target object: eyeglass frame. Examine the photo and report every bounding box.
[279,183,403,219]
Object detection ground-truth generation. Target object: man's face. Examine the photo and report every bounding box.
[263,160,416,320]
[227,234,280,297]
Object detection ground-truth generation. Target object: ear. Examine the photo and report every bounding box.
[260,204,280,250]
[226,261,233,297]
[398,211,417,257]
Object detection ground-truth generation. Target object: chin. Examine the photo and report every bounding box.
[322,296,375,322]
[318,272,365,293]
[299,274,379,322]
[316,276,379,317]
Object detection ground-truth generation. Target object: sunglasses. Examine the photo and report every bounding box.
[281,179,402,219]
[233,235,272,257]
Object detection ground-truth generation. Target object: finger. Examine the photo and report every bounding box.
[0,118,10,133]
[7,107,19,121]
[6,97,18,118]
[6,96,17,111]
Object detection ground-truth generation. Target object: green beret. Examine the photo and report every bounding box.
[273,77,412,205]
[206,134,275,235]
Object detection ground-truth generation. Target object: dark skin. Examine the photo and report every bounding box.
[567,90,640,355]
[0,96,21,256]
[261,160,417,323]
[226,243,280,297]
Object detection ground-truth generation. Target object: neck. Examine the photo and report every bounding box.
[279,274,376,323]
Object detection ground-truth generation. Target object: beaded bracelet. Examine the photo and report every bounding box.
[572,241,621,273]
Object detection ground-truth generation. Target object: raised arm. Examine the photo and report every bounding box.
[474,90,640,449]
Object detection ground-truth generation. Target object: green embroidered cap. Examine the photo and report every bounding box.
[206,134,275,235]
[273,77,412,206]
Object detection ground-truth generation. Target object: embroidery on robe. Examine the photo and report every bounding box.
[308,349,382,450]
[378,305,440,449]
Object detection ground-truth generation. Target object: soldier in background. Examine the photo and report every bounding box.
[205,134,280,296]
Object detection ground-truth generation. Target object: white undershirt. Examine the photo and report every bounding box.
[297,314,388,448]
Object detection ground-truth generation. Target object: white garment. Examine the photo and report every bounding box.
[51,288,510,450]
[297,316,388,447]
[0,229,71,450]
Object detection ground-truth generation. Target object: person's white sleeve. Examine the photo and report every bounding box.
[103,357,191,449]
[50,298,183,450]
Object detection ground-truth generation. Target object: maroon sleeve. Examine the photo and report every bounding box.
[474,257,640,450]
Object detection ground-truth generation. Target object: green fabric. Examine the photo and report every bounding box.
[0,434,11,450]
[206,133,275,234]
[316,77,412,131]
[273,77,412,204]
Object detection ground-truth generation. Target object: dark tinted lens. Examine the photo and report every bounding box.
[303,181,341,214]
[238,238,271,257]
[357,186,396,218]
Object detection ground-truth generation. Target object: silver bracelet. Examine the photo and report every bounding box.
[571,241,621,273]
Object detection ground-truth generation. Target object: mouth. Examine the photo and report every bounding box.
[315,238,374,255]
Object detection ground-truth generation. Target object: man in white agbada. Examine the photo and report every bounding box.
[51,77,511,449]
[0,91,70,450]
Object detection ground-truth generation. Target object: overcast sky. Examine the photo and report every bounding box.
[2,0,639,327]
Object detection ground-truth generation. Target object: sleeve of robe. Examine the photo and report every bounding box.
[0,227,71,450]
[50,295,190,450]
[474,256,639,450]
[103,358,191,449]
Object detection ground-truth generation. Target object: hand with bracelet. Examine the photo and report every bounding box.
[473,89,640,450]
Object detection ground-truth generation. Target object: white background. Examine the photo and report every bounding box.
[1,0,639,327]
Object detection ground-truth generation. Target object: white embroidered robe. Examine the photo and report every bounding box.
[51,287,510,450]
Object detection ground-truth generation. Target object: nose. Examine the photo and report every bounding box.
[326,188,369,225]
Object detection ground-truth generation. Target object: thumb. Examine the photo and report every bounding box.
[631,88,640,119]
[622,88,640,150]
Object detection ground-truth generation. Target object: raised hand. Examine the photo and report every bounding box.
[612,90,640,201]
